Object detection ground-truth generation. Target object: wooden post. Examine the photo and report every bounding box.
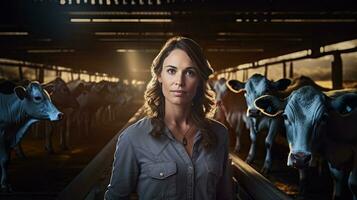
[38,68,44,83]
[55,67,60,77]
[18,66,24,80]
[289,62,294,78]
[331,53,343,89]
[282,62,287,78]
[264,65,268,77]
[35,68,39,80]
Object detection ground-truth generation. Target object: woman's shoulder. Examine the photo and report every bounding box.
[207,118,229,145]
[207,118,228,134]
[119,117,153,140]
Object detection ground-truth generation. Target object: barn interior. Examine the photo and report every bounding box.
[0,0,357,200]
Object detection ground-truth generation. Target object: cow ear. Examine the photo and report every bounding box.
[72,83,85,97]
[14,86,28,100]
[273,78,291,91]
[43,84,54,95]
[77,83,85,91]
[330,93,357,115]
[226,79,245,93]
[254,95,286,117]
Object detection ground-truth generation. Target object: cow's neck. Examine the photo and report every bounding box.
[0,94,27,126]
[8,96,28,124]
[9,118,39,148]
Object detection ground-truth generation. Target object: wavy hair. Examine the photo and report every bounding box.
[144,36,217,149]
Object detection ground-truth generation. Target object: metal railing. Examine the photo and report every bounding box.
[57,106,146,200]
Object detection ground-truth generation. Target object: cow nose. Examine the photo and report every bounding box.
[291,152,311,169]
[58,113,64,120]
[248,108,260,117]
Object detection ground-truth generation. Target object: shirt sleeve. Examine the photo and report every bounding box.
[216,129,233,200]
[104,131,139,200]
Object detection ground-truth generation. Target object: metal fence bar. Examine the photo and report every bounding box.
[230,153,292,200]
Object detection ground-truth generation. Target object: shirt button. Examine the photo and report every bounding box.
[159,172,164,177]
[188,166,193,171]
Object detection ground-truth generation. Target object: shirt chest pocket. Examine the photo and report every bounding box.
[142,161,177,199]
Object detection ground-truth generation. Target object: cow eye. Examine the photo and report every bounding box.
[321,113,329,122]
[282,114,288,120]
[34,96,42,101]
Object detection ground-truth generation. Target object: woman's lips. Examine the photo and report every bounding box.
[171,90,186,97]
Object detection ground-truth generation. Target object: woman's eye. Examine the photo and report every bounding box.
[185,70,196,77]
[167,68,175,74]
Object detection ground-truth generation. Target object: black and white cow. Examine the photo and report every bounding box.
[254,86,357,200]
[227,74,291,174]
[0,81,62,191]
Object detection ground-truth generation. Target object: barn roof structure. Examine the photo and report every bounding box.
[1,0,356,80]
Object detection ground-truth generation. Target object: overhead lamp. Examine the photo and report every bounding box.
[27,49,75,53]
[0,32,28,36]
[71,18,172,23]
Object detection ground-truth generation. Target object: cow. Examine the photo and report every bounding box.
[254,86,357,200]
[68,80,128,137]
[226,74,291,174]
[0,81,62,191]
[43,77,80,153]
[212,77,250,153]
[95,81,128,123]
[13,77,79,155]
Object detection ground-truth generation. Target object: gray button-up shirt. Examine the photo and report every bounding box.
[104,117,232,200]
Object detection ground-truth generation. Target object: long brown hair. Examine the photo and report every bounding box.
[144,36,217,149]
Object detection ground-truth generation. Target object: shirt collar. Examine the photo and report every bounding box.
[164,125,203,144]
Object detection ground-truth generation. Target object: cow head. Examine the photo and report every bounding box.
[43,77,80,109]
[213,78,228,106]
[106,82,127,105]
[14,82,63,121]
[254,86,357,169]
[246,74,291,117]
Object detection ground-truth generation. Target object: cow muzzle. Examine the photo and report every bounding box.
[57,112,64,120]
[49,112,64,121]
[291,152,311,169]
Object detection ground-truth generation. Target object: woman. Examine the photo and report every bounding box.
[104,36,232,200]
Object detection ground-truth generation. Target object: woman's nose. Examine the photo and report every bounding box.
[174,74,184,86]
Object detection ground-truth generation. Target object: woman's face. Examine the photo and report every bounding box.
[158,49,200,107]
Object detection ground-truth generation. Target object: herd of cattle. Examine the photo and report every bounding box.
[0,77,140,192]
[210,74,357,199]
[0,72,355,199]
